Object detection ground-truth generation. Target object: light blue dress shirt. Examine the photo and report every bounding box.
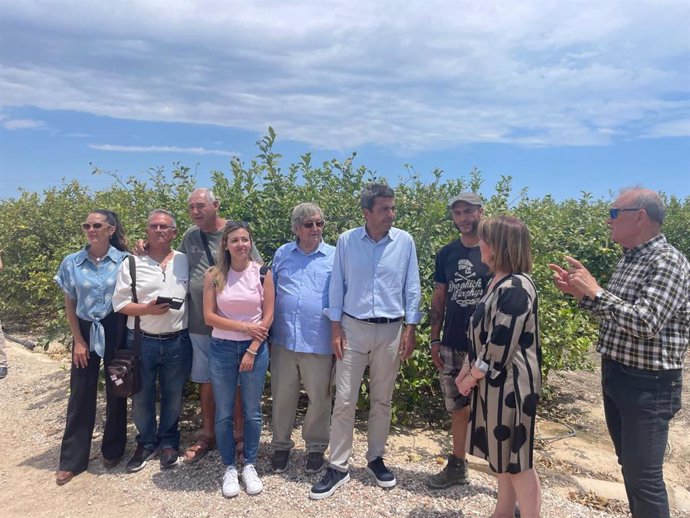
[54,245,128,358]
[327,226,422,325]
[271,240,335,355]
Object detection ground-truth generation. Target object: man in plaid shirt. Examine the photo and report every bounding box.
[550,187,690,518]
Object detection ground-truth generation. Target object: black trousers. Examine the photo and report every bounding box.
[58,312,128,473]
[602,358,682,518]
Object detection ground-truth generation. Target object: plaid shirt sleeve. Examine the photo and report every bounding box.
[588,252,689,339]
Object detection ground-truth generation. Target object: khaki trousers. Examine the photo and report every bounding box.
[270,345,334,453]
[328,315,402,472]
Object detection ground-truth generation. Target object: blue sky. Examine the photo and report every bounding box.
[1,0,689,201]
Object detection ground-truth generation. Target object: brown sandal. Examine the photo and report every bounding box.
[182,435,216,463]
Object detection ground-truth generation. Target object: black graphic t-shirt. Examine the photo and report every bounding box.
[433,239,491,351]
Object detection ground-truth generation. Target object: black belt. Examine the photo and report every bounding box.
[344,313,403,324]
[140,330,185,340]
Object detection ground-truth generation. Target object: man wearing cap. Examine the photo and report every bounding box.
[427,192,490,489]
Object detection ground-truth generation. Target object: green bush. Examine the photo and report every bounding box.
[1,129,688,424]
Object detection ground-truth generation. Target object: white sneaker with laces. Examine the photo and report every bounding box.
[222,466,240,497]
[242,464,263,495]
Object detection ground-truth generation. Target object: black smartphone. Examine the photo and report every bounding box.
[155,296,184,310]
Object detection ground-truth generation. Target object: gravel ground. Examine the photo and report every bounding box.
[0,341,629,518]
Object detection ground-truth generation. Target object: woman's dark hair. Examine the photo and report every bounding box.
[91,209,129,252]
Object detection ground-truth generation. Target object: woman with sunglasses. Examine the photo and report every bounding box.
[203,221,274,497]
[54,210,130,485]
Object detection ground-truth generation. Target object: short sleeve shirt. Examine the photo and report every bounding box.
[434,239,490,351]
[179,226,223,335]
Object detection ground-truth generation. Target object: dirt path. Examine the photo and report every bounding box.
[1,340,688,517]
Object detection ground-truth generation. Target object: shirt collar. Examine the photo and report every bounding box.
[358,225,396,243]
[624,234,666,259]
[290,240,327,257]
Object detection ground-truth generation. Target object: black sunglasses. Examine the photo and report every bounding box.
[81,222,110,230]
[303,220,325,228]
[609,207,641,219]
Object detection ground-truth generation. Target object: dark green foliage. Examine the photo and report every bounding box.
[1,129,688,423]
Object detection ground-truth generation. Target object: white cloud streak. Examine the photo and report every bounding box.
[89,144,238,156]
[2,117,46,130]
[0,0,688,151]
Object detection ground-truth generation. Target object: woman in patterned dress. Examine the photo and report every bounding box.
[456,215,542,518]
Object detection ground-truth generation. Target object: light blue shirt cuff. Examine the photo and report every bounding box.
[404,310,422,325]
[324,307,343,321]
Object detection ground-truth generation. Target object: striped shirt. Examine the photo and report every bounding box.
[580,234,690,370]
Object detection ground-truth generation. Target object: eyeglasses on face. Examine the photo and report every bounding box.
[609,207,641,219]
[147,224,175,231]
[81,222,110,231]
[303,220,325,228]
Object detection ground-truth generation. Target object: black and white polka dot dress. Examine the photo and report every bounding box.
[466,273,542,474]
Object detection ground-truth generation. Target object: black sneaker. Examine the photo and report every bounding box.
[159,447,179,469]
[126,444,157,473]
[0,366,7,379]
[366,457,396,488]
[305,452,325,474]
[309,467,350,500]
[271,450,290,473]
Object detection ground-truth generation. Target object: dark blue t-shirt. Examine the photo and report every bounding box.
[433,239,490,351]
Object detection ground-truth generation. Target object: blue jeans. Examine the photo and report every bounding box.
[602,358,682,518]
[130,330,192,451]
[209,337,268,466]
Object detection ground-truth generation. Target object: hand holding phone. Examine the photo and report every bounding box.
[155,296,184,310]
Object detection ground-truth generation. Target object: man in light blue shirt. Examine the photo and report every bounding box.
[270,203,336,475]
[310,183,422,500]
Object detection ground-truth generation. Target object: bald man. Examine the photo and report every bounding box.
[549,187,690,518]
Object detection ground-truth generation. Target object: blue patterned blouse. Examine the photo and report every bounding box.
[54,245,128,358]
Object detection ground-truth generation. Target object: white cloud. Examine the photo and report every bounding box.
[645,119,690,138]
[88,144,238,156]
[0,0,688,151]
[2,117,46,130]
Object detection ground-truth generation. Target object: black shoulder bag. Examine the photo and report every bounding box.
[199,230,216,266]
[107,255,142,398]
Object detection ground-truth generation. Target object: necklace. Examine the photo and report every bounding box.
[89,250,107,263]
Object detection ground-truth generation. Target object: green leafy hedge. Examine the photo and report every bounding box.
[1,128,688,424]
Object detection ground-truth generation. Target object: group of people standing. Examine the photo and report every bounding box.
[49,183,688,518]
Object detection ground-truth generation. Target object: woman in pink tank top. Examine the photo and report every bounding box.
[203,221,275,497]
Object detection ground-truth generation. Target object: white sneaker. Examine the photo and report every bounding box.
[222,466,240,497]
[241,464,263,495]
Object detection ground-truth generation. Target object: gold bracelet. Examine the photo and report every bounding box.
[468,371,480,381]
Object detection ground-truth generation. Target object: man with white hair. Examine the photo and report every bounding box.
[550,187,690,518]
[270,203,335,474]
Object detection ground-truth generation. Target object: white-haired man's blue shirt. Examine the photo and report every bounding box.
[271,240,335,354]
[326,226,422,324]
